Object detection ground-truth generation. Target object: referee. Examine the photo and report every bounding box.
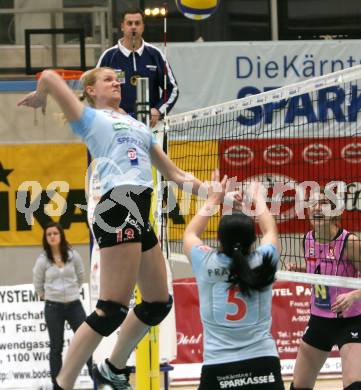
[96,7,179,127]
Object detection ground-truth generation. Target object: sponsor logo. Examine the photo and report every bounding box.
[327,246,335,259]
[224,145,254,166]
[127,148,138,166]
[302,143,332,164]
[115,227,135,243]
[341,143,361,164]
[176,332,202,345]
[263,144,293,165]
[116,228,122,243]
[125,213,142,234]
[218,373,275,388]
[113,122,130,131]
[124,228,134,240]
[351,331,359,339]
[128,148,137,160]
[116,136,146,150]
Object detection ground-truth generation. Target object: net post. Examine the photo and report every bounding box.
[136,77,150,127]
[135,76,160,390]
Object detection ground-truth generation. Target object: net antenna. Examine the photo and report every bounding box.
[163,2,168,122]
[165,64,361,289]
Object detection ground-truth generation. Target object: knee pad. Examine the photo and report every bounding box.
[344,382,361,390]
[85,300,128,336]
[290,383,313,390]
[134,295,173,326]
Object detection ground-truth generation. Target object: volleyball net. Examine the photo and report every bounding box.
[164,64,361,289]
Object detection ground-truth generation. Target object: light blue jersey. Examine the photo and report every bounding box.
[69,107,156,196]
[191,243,279,365]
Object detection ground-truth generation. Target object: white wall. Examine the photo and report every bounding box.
[14,0,63,45]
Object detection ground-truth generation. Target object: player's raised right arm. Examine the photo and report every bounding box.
[17,69,84,122]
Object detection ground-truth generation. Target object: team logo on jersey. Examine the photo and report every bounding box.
[327,246,335,259]
[128,148,138,166]
[351,331,359,339]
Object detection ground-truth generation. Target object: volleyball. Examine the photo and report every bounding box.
[175,0,220,20]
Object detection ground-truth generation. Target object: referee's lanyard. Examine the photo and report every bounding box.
[132,32,137,72]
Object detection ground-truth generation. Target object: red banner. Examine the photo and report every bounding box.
[219,138,361,233]
[271,280,339,359]
[172,278,339,365]
[172,278,203,364]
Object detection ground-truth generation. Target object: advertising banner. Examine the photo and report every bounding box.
[0,284,92,389]
[0,144,89,246]
[219,137,361,233]
[168,40,361,115]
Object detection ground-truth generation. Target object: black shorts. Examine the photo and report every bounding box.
[302,314,361,351]
[92,185,158,251]
[198,356,284,390]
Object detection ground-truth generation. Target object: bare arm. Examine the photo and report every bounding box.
[245,182,280,253]
[17,69,84,121]
[183,170,227,259]
[150,143,205,196]
[333,228,361,313]
[259,207,280,252]
[345,234,361,272]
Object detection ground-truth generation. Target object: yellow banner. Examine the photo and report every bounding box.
[0,144,89,246]
[167,140,220,240]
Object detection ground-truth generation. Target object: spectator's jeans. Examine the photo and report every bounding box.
[44,299,93,383]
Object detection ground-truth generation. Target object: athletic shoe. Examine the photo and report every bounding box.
[93,361,132,390]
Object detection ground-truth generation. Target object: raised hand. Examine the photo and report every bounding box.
[207,169,228,204]
[17,90,47,114]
